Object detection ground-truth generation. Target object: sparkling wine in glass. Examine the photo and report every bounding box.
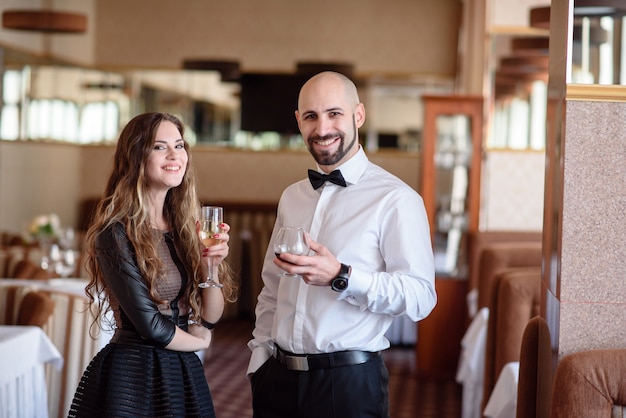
[199,206,224,289]
[273,227,309,278]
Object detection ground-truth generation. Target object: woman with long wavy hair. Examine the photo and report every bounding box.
[68,112,237,417]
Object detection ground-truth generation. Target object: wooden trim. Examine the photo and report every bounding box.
[489,25,550,37]
[567,84,626,102]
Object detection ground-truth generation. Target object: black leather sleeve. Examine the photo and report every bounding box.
[95,223,176,348]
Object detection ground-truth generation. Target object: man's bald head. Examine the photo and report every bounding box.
[298,71,360,111]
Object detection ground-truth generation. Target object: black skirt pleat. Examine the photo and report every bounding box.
[68,343,215,417]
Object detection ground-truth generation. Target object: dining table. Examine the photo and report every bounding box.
[0,325,63,418]
[0,278,111,416]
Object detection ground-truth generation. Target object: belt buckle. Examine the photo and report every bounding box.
[285,355,309,371]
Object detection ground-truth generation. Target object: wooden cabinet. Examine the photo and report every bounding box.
[417,95,483,379]
[420,95,483,276]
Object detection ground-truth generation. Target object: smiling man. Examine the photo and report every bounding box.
[247,71,437,418]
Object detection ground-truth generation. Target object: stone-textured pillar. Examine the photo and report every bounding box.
[543,0,626,374]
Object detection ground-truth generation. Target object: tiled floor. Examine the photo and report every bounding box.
[204,318,461,418]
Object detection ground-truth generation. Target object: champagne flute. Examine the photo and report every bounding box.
[273,227,309,278]
[199,206,224,289]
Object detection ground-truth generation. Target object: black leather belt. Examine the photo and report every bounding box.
[273,345,380,371]
[111,314,189,347]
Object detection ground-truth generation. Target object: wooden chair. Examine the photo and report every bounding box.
[16,290,55,327]
[11,258,51,279]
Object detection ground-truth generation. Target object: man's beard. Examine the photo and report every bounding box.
[307,118,357,166]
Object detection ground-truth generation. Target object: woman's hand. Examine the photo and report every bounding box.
[201,222,230,264]
[196,222,230,265]
[187,324,213,350]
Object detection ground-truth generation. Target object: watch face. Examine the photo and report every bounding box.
[332,278,348,291]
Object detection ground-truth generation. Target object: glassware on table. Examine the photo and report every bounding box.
[50,244,78,278]
[58,227,77,250]
[38,237,54,270]
[273,227,310,278]
[199,206,224,289]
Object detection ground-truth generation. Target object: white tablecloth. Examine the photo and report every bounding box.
[483,361,520,418]
[0,277,89,298]
[0,325,63,418]
[456,307,489,418]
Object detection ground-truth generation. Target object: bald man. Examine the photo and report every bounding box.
[247,71,436,418]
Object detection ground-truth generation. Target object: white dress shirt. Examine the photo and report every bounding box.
[247,147,436,374]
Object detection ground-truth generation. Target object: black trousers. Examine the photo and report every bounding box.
[251,354,390,418]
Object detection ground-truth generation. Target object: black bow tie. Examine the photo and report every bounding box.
[308,169,347,190]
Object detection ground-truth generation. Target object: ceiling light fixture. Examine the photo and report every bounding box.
[2,9,87,33]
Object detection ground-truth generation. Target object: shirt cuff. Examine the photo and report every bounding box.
[337,267,369,306]
[247,345,272,376]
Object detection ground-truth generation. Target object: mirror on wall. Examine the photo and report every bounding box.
[571,12,626,84]
[364,80,453,153]
[130,69,238,146]
[488,33,549,151]
[1,47,126,143]
[0,47,239,145]
[0,46,456,152]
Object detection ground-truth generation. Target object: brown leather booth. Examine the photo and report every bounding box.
[467,230,542,300]
[482,267,541,410]
[551,349,626,418]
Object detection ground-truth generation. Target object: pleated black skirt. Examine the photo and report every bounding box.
[68,341,216,418]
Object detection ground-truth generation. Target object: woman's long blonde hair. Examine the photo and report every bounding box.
[84,112,237,333]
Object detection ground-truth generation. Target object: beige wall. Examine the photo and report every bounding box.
[0,1,460,78]
[0,141,82,232]
[79,146,422,204]
[489,0,548,28]
[93,0,460,77]
[481,150,544,231]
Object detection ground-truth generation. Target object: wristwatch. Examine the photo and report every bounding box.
[331,263,351,292]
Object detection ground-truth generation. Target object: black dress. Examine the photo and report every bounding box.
[68,224,216,418]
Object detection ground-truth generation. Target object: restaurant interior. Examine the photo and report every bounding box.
[0,0,625,417]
